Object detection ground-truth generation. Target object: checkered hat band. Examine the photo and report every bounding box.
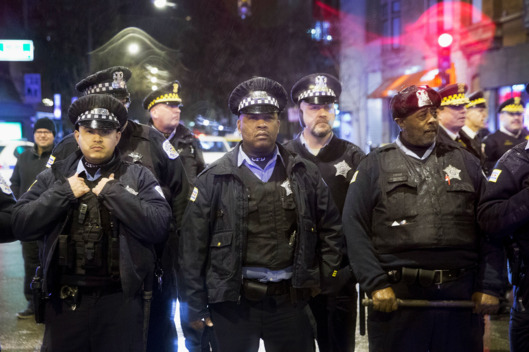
[76,109,118,123]
[238,97,279,111]
[84,82,126,95]
[466,98,486,108]
[441,94,470,106]
[147,93,183,110]
[297,89,336,101]
[501,104,525,113]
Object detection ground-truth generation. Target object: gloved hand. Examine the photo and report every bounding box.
[372,287,398,312]
[190,316,214,331]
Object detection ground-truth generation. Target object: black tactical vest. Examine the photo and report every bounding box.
[239,162,297,270]
[371,146,478,254]
[58,178,119,286]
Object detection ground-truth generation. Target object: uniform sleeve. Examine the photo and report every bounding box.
[50,134,79,163]
[12,170,76,241]
[0,183,16,243]
[312,169,344,290]
[342,155,390,295]
[193,138,206,176]
[99,166,172,245]
[179,176,213,322]
[477,160,529,237]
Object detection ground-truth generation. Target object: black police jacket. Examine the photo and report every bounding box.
[483,129,529,175]
[179,143,343,322]
[0,177,15,243]
[343,139,504,296]
[12,150,172,298]
[478,141,529,256]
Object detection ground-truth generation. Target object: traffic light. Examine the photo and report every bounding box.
[238,0,251,19]
[437,33,453,87]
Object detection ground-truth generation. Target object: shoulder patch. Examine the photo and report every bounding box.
[190,187,198,202]
[488,169,502,183]
[163,140,179,160]
[46,155,56,168]
[124,185,138,196]
[0,177,12,195]
[350,170,359,184]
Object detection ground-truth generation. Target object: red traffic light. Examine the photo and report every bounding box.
[438,33,453,48]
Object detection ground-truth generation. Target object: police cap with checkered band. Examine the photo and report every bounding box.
[390,85,441,120]
[142,80,183,111]
[466,91,487,109]
[291,73,341,105]
[438,83,470,107]
[75,66,132,102]
[498,97,525,113]
[68,94,128,131]
[228,77,288,115]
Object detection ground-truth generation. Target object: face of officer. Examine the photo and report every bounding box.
[33,129,54,151]
[299,101,335,138]
[437,105,466,134]
[395,107,438,147]
[74,126,121,164]
[150,102,182,134]
[500,111,524,134]
[465,107,487,132]
[237,112,280,156]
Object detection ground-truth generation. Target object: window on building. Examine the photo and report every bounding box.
[381,0,401,51]
[391,1,401,49]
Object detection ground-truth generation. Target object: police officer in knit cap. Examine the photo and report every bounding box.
[483,96,528,174]
[343,85,502,352]
[49,66,190,352]
[477,84,529,351]
[11,117,57,319]
[285,73,364,352]
[143,81,205,185]
[13,94,172,351]
[179,77,343,352]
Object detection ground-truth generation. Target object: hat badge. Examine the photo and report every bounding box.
[515,97,521,104]
[112,71,126,89]
[457,83,465,93]
[173,83,179,93]
[416,89,432,108]
[314,75,328,91]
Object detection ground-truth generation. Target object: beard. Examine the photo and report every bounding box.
[310,123,332,138]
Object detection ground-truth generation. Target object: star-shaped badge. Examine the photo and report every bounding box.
[334,160,352,178]
[443,164,462,181]
[281,180,292,196]
[128,152,143,163]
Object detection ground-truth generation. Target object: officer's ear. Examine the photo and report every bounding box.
[298,107,305,128]
[236,115,242,134]
[394,117,406,130]
[74,129,80,145]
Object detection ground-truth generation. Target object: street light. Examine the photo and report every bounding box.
[153,0,177,9]
[437,33,453,87]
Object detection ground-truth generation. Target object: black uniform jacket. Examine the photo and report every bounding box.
[483,129,529,174]
[0,178,15,243]
[478,141,529,253]
[10,145,53,199]
[179,143,343,322]
[12,150,172,298]
[343,139,504,296]
[283,134,365,213]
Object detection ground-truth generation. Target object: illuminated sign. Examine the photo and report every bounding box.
[0,40,34,61]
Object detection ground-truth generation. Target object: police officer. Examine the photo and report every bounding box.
[179,77,343,352]
[343,85,502,352]
[483,96,528,173]
[143,81,205,185]
[463,91,488,164]
[284,73,364,352]
[51,66,189,352]
[12,94,172,351]
[478,120,529,351]
[10,117,56,319]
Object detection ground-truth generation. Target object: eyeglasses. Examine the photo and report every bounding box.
[35,130,53,135]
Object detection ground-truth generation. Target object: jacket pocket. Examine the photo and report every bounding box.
[383,178,419,221]
[209,231,235,279]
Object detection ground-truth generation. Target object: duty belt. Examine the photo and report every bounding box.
[386,267,475,287]
[242,279,291,301]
